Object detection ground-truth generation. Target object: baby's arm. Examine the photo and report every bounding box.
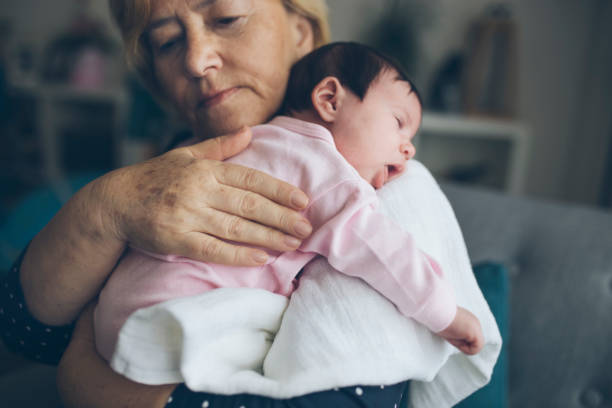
[302,180,483,354]
[437,307,484,355]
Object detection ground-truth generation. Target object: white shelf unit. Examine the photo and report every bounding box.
[415,111,531,194]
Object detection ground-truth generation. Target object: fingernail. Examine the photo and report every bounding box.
[294,220,312,238]
[251,251,268,264]
[290,191,309,209]
[284,236,302,249]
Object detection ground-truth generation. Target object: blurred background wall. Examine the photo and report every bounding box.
[0,0,119,49]
[327,0,612,207]
[0,1,611,264]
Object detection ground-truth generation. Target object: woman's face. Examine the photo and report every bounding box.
[147,0,314,138]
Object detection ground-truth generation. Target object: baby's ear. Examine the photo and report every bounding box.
[311,76,345,123]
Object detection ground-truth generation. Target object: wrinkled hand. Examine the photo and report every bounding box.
[102,127,312,266]
[437,307,484,355]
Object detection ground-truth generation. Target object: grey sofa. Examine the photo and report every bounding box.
[443,184,612,408]
[1,183,611,407]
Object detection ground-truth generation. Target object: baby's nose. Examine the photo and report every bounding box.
[400,143,416,160]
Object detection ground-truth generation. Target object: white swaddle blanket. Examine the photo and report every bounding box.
[110,160,502,407]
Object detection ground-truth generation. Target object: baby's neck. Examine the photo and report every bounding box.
[286,110,331,132]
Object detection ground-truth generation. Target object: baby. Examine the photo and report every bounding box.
[94,42,484,365]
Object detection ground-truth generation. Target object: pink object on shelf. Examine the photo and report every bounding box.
[71,47,107,89]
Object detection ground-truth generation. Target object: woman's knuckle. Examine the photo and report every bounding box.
[201,240,220,259]
[239,193,259,215]
[267,228,282,245]
[232,248,245,265]
[243,169,263,189]
[277,213,292,230]
[227,218,244,237]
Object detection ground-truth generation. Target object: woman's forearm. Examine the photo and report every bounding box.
[57,303,176,408]
[20,174,125,326]
[19,131,313,327]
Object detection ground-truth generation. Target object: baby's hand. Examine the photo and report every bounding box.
[437,307,484,355]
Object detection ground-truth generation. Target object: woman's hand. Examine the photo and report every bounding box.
[105,127,312,266]
[57,303,176,408]
[21,127,312,326]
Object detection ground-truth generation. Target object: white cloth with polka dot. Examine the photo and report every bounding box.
[110,161,502,406]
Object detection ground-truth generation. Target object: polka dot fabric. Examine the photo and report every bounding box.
[0,248,74,365]
[1,138,412,407]
[165,382,409,408]
[1,220,410,406]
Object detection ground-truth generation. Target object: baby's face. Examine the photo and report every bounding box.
[330,69,422,189]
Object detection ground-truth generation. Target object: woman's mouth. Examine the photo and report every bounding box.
[198,87,241,109]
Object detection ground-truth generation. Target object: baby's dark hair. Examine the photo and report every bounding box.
[280,42,422,114]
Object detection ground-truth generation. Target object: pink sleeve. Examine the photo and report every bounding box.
[301,180,457,333]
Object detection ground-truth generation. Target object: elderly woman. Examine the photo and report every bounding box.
[1,0,417,407]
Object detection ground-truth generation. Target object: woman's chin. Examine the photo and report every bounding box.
[194,105,278,139]
[193,114,255,139]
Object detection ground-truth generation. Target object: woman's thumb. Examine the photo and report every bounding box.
[187,126,252,160]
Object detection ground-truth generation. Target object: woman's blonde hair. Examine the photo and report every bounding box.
[108,0,330,92]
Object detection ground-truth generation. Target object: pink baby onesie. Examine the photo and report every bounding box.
[94,116,457,361]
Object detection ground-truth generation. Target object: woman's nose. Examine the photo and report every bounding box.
[400,143,416,160]
[184,30,222,78]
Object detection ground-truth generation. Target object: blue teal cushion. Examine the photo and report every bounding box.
[0,171,103,270]
[455,261,509,408]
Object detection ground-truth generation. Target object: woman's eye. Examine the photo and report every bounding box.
[215,16,241,27]
[157,37,182,54]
